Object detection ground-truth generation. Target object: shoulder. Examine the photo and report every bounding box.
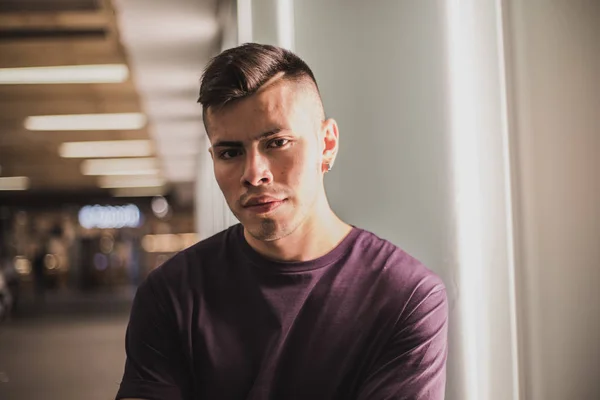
[351,227,446,308]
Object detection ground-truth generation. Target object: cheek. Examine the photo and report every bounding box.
[276,149,306,180]
[214,165,238,197]
[277,146,320,189]
[276,156,300,181]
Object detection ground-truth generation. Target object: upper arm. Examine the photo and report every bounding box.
[115,273,190,400]
[357,285,449,400]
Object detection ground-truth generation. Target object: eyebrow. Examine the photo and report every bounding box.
[212,128,284,148]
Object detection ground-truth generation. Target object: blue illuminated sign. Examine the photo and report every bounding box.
[78,204,141,229]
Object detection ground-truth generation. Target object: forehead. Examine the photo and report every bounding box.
[205,79,319,141]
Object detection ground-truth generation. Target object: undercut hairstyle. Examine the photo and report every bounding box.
[198,43,322,126]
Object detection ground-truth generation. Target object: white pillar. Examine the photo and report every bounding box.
[252,0,295,50]
[237,0,253,44]
[444,0,520,398]
[194,134,239,240]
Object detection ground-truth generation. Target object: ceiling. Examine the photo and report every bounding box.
[0,0,227,206]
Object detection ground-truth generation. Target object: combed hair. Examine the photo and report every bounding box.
[198,43,320,115]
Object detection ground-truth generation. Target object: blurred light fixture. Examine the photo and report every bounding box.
[44,254,59,270]
[14,256,32,275]
[25,112,146,131]
[151,196,170,218]
[0,64,129,85]
[111,187,166,197]
[0,176,30,191]
[93,253,108,271]
[99,234,115,254]
[59,140,153,158]
[98,175,166,189]
[79,204,141,229]
[81,157,159,176]
[142,233,199,253]
[179,233,199,248]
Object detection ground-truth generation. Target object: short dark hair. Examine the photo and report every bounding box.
[198,43,320,117]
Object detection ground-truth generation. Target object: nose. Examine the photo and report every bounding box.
[240,150,273,187]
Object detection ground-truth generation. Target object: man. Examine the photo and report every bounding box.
[116,43,448,400]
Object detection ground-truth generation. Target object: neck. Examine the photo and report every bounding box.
[243,197,352,262]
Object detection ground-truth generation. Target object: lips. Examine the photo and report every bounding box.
[243,196,283,207]
[242,196,286,214]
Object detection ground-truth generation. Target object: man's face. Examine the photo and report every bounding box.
[206,78,329,242]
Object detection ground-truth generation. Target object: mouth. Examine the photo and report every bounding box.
[243,198,287,214]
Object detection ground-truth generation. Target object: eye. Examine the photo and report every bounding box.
[267,138,290,149]
[219,149,242,160]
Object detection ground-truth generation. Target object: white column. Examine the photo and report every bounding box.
[237,0,253,44]
[252,0,295,50]
[194,0,244,239]
[444,0,520,398]
[194,134,238,240]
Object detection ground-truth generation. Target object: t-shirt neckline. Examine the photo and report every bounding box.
[233,223,361,273]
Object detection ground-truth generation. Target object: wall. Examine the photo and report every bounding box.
[506,1,600,399]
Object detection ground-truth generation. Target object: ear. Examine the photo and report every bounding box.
[320,118,339,173]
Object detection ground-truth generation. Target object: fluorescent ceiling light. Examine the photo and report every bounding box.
[25,113,146,131]
[141,233,199,253]
[60,140,153,158]
[111,187,167,197]
[98,175,166,189]
[0,64,129,85]
[0,176,30,191]
[81,157,159,176]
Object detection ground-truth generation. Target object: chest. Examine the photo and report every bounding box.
[185,277,392,400]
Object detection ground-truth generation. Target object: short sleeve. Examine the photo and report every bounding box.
[356,284,448,400]
[116,271,190,400]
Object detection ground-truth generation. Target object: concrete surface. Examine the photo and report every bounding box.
[0,288,133,400]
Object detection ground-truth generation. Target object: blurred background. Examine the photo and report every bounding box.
[0,0,598,400]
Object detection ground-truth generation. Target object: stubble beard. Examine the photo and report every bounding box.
[244,212,298,242]
[253,218,283,241]
[237,201,308,243]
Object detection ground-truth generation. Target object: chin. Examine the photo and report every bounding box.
[244,217,297,242]
[245,218,282,241]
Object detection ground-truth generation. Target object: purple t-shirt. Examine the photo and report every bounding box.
[116,224,448,400]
